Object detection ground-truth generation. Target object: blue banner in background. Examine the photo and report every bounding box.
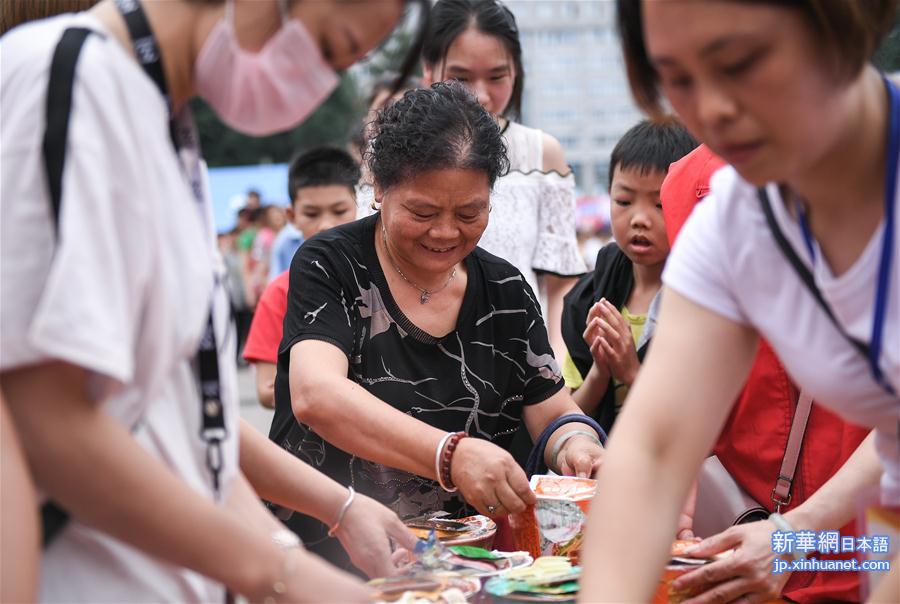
[207,163,289,233]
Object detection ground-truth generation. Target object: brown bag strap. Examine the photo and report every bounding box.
[771,390,813,512]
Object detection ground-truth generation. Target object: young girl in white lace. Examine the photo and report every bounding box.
[419,0,586,361]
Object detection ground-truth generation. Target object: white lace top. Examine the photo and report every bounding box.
[481,122,586,299]
[357,121,586,312]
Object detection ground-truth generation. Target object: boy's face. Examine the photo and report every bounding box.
[289,185,357,240]
[609,165,670,267]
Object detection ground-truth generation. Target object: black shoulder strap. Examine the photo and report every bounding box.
[40,26,95,547]
[42,27,93,236]
[757,187,870,360]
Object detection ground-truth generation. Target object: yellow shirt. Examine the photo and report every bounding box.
[614,306,646,407]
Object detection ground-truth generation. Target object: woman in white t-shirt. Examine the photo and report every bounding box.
[579,2,899,603]
[0,0,427,601]
[418,0,587,361]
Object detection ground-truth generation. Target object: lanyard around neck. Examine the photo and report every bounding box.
[796,76,898,395]
[114,0,229,497]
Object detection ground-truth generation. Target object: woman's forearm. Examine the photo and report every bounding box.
[4,363,292,600]
[0,394,39,603]
[570,364,609,414]
[521,389,601,472]
[240,419,348,526]
[225,466,287,536]
[543,274,576,362]
[785,431,879,532]
[291,343,445,480]
[580,428,686,601]
[579,289,758,602]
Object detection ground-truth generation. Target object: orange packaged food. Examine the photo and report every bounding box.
[509,475,597,563]
[652,539,733,603]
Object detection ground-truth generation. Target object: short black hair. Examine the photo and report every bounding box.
[422,0,524,120]
[367,80,509,191]
[608,119,699,189]
[287,147,360,203]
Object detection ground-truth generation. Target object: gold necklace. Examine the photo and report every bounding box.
[381,224,456,304]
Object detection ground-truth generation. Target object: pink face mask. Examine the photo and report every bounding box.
[195,0,339,137]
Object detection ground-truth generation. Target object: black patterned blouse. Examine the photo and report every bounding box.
[270,213,562,566]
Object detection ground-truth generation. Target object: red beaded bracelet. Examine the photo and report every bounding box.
[437,431,467,493]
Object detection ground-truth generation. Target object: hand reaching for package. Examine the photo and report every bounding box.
[333,492,418,579]
[451,437,536,518]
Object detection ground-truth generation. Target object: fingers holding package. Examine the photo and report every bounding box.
[556,432,604,478]
[333,492,418,578]
[450,437,535,517]
[675,521,790,604]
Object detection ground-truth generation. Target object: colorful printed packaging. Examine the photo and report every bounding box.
[652,539,733,603]
[509,475,597,563]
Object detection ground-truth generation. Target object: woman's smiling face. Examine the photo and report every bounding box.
[378,167,490,281]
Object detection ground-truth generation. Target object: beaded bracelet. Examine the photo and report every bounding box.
[437,431,467,493]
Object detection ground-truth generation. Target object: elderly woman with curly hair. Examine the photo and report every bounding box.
[268,81,604,571]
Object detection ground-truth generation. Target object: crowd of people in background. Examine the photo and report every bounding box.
[1,0,898,603]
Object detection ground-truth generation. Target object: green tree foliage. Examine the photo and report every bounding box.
[192,73,365,167]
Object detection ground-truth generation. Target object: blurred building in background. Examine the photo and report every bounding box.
[506,0,641,195]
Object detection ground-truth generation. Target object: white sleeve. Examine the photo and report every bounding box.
[662,193,748,325]
[533,171,587,276]
[1,139,150,396]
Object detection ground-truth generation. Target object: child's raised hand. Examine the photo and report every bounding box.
[583,301,610,370]
[592,299,640,386]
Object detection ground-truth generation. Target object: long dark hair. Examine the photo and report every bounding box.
[421,0,523,120]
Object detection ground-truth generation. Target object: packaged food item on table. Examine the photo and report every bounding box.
[410,530,533,578]
[404,514,497,550]
[652,539,734,603]
[509,475,596,563]
[369,573,480,603]
[483,556,581,602]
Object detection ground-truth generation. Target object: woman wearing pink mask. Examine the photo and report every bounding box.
[0,0,427,601]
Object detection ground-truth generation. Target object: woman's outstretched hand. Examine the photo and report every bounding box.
[450,438,536,518]
[674,519,791,604]
[556,434,604,478]
[333,493,418,579]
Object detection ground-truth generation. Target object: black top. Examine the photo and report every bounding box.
[560,242,650,435]
[270,213,563,552]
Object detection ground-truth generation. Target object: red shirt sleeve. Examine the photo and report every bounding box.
[242,271,290,364]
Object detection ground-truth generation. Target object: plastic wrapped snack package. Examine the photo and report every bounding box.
[652,539,735,603]
[509,475,597,563]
